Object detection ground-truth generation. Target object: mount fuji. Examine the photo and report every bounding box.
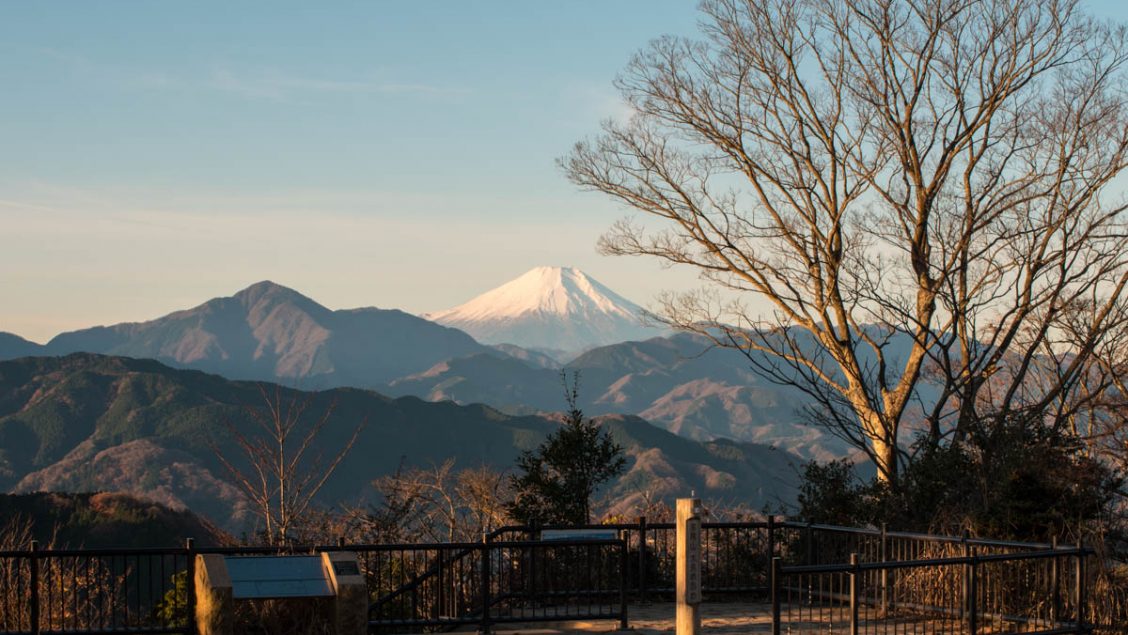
[425,266,668,357]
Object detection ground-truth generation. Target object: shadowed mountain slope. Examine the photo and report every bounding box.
[389,333,850,460]
[0,354,800,530]
[0,491,230,548]
[0,332,44,359]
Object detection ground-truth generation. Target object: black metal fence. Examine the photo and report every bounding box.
[491,517,776,599]
[771,547,1091,634]
[0,537,628,635]
[0,541,196,635]
[0,519,1103,634]
[359,537,627,631]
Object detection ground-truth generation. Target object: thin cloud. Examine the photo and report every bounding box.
[14,44,466,101]
[205,68,467,100]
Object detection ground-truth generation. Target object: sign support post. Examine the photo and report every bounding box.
[676,498,702,635]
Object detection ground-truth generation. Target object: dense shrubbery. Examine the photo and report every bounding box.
[796,416,1122,543]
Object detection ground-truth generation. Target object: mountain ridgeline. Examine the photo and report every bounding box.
[0,273,851,461]
[0,354,800,531]
[35,281,490,387]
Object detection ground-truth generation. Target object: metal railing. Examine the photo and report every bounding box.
[0,540,197,635]
[356,537,628,631]
[0,519,1104,634]
[491,517,776,599]
[770,546,1091,635]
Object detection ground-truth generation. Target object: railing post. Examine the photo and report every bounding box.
[620,537,629,630]
[770,557,781,635]
[638,515,648,603]
[479,535,491,635]
[960,532,969,623]
[805,522,814,565]
[29,540,39,635]
[185,538,197,635]
[437,547,446,622]
[766,514,776,561]
[967,548,978,635]
[1051,537,1060,626]
[879,523,888,618]
[849,553,859,635]
[1075,545,1086,635]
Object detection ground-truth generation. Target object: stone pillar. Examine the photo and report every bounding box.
[323,551,367,635]
[676,498,702,635]
[194,554,234,635]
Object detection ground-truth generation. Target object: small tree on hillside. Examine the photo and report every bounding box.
[212,384,364,545]
[508,373,627,525]
[370,459,511,542]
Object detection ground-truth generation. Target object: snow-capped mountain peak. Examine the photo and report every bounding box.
[429,266,638,321]
[425,266,666,356]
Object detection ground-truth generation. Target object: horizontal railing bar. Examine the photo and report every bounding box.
[368,610,626,629]
[0,548,191,558]
[349,538,625,551]
[777,521,1055,550]
[780,547,1088,574]
[36,627,188,631]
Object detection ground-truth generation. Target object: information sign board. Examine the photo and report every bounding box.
[226,555,334,600]
[541,529,619,541]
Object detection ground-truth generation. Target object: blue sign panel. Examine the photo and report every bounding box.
[226,555,334,599]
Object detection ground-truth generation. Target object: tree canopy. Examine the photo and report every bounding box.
[507,373,627,525]
[565,0,1128,484]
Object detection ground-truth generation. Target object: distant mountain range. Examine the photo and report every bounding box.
[0,355,801,530]
[426,266,668,357]
[389,333,850,461]
[0,274,850,461]
[10,280,490,387]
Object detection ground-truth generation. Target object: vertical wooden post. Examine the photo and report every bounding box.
[1075,545,1086,635]
[849,553,859,635]
[323,551,368,635]
[29,540,39,635]
[676,498,701,635]
[194,554,233,635]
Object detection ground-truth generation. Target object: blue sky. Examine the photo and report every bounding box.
[2,1,1126,342]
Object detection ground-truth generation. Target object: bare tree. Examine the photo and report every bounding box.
[212,384,364,545]
[565,0,1128,484]
[371,459,511,542]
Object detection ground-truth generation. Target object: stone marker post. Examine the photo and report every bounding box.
[676,498,702,635]
[323,551,367,635]
[195,554,234,635]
